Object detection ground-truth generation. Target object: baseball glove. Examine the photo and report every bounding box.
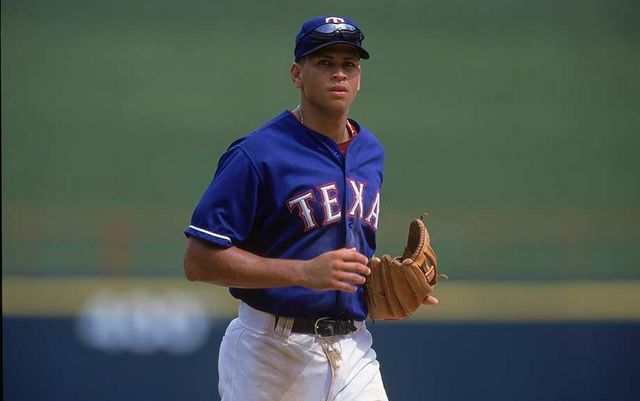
[365,216,446,321]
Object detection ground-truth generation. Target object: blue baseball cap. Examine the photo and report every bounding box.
[294,16,370,62]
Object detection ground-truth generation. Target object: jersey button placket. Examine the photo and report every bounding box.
[343,151,354,248]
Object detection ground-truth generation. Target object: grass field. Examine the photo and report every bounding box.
[2,0,639,279]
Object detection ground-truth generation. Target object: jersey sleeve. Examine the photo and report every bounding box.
[184,145,262,248]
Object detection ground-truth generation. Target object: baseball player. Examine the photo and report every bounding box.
[183,16,437,401]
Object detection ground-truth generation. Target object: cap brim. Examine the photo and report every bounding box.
[296,41,370,62]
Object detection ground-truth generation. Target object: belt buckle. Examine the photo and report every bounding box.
[314,317,333,337]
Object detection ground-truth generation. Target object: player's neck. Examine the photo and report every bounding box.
[295,103,351,144]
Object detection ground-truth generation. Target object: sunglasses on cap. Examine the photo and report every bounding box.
[295,22,369,61]
[300,23,365,44]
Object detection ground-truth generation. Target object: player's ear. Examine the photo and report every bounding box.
[291,63,303,89]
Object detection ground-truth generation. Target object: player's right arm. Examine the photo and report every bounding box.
[183,237,371,292]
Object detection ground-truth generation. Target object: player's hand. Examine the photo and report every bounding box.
[423,295,439,305]
[300,248,370,292]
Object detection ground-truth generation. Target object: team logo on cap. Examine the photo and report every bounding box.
[325,17,345,24]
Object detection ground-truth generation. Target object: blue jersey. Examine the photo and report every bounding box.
[185,111,384,320]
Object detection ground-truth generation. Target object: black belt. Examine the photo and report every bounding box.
[281,317,358,337]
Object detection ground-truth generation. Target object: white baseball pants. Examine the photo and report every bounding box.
[218,303,389,401]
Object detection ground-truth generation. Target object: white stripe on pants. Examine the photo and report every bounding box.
[218,303,389,401]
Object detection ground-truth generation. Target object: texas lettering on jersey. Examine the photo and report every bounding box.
[287,178,380,232]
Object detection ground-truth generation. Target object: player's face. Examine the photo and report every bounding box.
[292,45,361,112]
